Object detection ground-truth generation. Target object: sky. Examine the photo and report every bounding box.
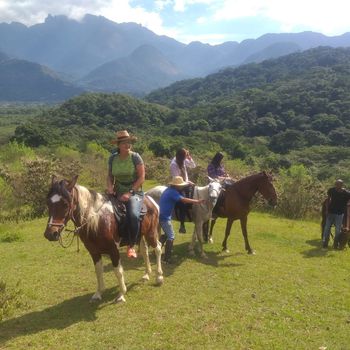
[1,0,350,45]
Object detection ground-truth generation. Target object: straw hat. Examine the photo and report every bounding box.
[111,130,137,144]
[168,176,188,187]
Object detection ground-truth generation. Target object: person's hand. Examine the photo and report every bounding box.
[199,199,207,204]
[106,188,115,195]
[120,192,131,202]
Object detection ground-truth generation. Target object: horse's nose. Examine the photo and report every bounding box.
[44,229,60,241]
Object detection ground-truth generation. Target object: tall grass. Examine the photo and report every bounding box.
[1,212,349,349]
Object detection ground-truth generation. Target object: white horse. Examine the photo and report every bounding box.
[146,179,222,258]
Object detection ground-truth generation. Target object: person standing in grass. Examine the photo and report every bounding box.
[169,148,196,233]
[322,179,350,249]
[159,176,206,264]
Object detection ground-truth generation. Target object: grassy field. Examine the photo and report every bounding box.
[0,212,350,350]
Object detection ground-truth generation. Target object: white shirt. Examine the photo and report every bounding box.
[170,157,196,181]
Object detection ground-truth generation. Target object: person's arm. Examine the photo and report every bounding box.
[185,154,196,168]
[181,197,206,205]
[106,173,114,194]
[132,163,145,191]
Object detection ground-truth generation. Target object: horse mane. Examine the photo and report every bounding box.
[232,172,268,186]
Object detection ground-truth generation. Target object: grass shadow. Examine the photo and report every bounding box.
[301,239,329,258]
[0,287,119,347]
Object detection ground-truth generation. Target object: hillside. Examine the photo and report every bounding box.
[9,47,350,182]
[80,45,186,95]
[1,14,350,88]
[0,55,84,102]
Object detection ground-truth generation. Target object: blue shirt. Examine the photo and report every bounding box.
[159,187,183,221]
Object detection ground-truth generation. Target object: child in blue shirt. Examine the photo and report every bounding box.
[159,176,206,263]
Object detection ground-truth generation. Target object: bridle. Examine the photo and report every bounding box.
[47,186,81,249]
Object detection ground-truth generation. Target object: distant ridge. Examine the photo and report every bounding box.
[0,53,84,102]
[80,44,186,95]
[1,14,350,98]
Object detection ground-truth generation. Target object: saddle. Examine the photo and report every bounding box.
[109,195,147,247]
[212,179,235,217]
[174,185,194,222]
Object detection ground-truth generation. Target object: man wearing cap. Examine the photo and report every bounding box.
[322,179,350,249]
[107,130,144,258]
[159,176,206,263]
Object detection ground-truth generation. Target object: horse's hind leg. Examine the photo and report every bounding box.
[208,219,216,243]
[109,245,127,303]
[222,218,234,253]
[90,254,105,302]
[153,240,164,285]
[140,236,152,281]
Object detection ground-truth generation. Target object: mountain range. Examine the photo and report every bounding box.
[2,14,350,101]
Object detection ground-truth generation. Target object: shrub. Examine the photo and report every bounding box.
[275,164,325,219]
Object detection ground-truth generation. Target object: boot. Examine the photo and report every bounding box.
[163,240,174,264]
[179,223,186,234]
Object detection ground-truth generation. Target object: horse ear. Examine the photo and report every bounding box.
[67,175,78,191]
[207,175,214,182]
[51,175,58,185]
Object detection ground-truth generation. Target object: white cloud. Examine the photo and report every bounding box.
[173,0,217,12]
[0,0,165,31]
[213,0,350,36]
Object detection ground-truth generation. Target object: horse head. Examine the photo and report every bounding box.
[207,177,222,207]
[44,175,78,241]
[258,171,277,207]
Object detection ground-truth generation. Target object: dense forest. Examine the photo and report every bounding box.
[1,46,350,221]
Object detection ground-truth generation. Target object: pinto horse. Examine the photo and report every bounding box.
[208,172,277,254]
[44,175,163,303]
[146,179,222,258]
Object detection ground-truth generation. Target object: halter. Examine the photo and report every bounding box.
[47,187,81,249]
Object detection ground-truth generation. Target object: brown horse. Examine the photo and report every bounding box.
[44,175,163,303]
[208,171,277,254]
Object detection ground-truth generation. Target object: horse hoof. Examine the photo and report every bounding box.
[142,274,150,282]
[90,292,102,302]
[201,253,208,259]
[114,294,126,303]
[209,238,213,244]
[222,249,230,253]
[156,276,164,285]
[188,250,195,257]
[248,250,256,255]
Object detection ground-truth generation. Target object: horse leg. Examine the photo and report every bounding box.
[188,228,196,257]
[208,218,216,244]
[140,236,152,281]
[109,243,127,303]
[153,240,164,285]
[203,220,209,242]
[195,221,207,258]
[90,254,105,302]
[222,218,234,253]
[240,216,254,254]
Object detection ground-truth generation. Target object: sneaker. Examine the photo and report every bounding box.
[127,247,137,258]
